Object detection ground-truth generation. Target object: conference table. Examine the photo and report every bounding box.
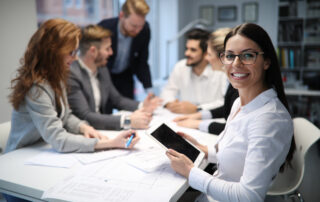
[0,108,219,202]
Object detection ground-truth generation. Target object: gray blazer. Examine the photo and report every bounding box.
[5,82,97,153]
[67,60,139,130]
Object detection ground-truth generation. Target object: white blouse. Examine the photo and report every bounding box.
[189,89,293,202]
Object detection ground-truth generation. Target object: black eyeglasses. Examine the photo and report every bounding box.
[70,49,79,57]
[219,51,264,65]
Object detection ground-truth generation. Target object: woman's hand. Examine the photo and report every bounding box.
[80,123,106,140]
[166,100,197,114]
[177,132,208,158]
[109,130,140,149]
[94,130,140,150]
[166,149,194,178]
[173,112,202,122]
[176,119,201,129]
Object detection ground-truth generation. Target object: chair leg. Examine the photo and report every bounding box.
[288,192,303,202]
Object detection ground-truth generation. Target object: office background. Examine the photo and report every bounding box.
[0,0,281,123]
[0,0,319,201]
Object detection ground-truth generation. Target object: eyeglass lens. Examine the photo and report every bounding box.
[220,52,262,65]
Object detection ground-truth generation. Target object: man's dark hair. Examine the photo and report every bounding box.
[185,28,210,53]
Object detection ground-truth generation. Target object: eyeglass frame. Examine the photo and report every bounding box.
[219,51,264,65]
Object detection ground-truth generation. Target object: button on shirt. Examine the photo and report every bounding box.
[160,59,228,110]
[189,89,293,202]
[78,59,101,113]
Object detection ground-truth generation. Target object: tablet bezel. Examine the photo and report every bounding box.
[146,123,205,167]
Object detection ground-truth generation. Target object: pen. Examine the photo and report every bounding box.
[125,133,135,148]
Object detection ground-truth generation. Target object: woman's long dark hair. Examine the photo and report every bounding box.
[224,23,295,172]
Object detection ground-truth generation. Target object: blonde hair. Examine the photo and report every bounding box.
[79,25,112,55]
[208,27,232,56]
[122,0,150,17]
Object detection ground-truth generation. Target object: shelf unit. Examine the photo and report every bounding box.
[277,0,320,127]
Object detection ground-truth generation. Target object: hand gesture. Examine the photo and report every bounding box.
[173,112,202,122]
[142,93,162,113]
[166,149,194,178]
[109,130,140,149]
[94,130,140,150]
[176,119,201,129]
[165,100,197,114]
[131,109,152,129]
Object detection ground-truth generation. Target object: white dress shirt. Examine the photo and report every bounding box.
[78,59,101,113]
[160,59,228,110]
[189,89,293,202]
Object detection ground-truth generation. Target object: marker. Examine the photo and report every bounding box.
[125,133,135,148]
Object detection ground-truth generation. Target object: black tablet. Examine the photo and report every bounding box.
[148,123,204,167]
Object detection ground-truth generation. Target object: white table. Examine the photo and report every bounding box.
[0,108,218,202]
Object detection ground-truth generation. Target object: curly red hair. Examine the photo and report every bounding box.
[9,18,81,111]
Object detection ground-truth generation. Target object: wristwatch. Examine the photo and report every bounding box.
[123,115,131,130]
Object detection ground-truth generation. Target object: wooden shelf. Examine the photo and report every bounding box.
[278,42,303,47]
[285,88,320,97]
[281,68,320,72]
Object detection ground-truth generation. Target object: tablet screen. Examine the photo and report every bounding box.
[150,124,200,162]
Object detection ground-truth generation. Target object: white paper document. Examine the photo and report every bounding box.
[42,176,136,202]
[72,149,129,164]
[24,149,77,168]
[126,148,170,172]
[42,158,183,202]
[42,175,174,202]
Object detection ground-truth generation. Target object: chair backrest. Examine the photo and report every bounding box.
[268,117,320,195]
[0,121,11,154]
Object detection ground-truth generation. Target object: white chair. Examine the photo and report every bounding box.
[267,117,320,202]
[0,121,11,154]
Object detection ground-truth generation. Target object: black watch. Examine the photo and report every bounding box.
[196,106,202,112]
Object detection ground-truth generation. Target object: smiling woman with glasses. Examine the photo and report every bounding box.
[166,23,295,202]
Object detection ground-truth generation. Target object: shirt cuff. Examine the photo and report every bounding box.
[77,121,89,134]
[120,114,126,128]
[85,138,99,152]
[201,110,212,119]
[138,102,143,109]
[189,167,213,194]
[199,120,214,132]
[145,87,153,94]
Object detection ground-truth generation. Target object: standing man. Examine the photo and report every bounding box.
[98,0,152,99]
[68,25,160,130]
[160,28,228,114]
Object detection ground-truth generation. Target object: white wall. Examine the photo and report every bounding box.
[0,0,37,123]
[148,0,179,96]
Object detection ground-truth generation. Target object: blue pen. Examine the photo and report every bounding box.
[125,133,135,148]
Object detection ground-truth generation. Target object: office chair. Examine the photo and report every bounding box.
[267,117,320,202]
[0,121,11,154]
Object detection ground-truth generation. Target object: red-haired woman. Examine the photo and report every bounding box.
[6,18,139,154]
